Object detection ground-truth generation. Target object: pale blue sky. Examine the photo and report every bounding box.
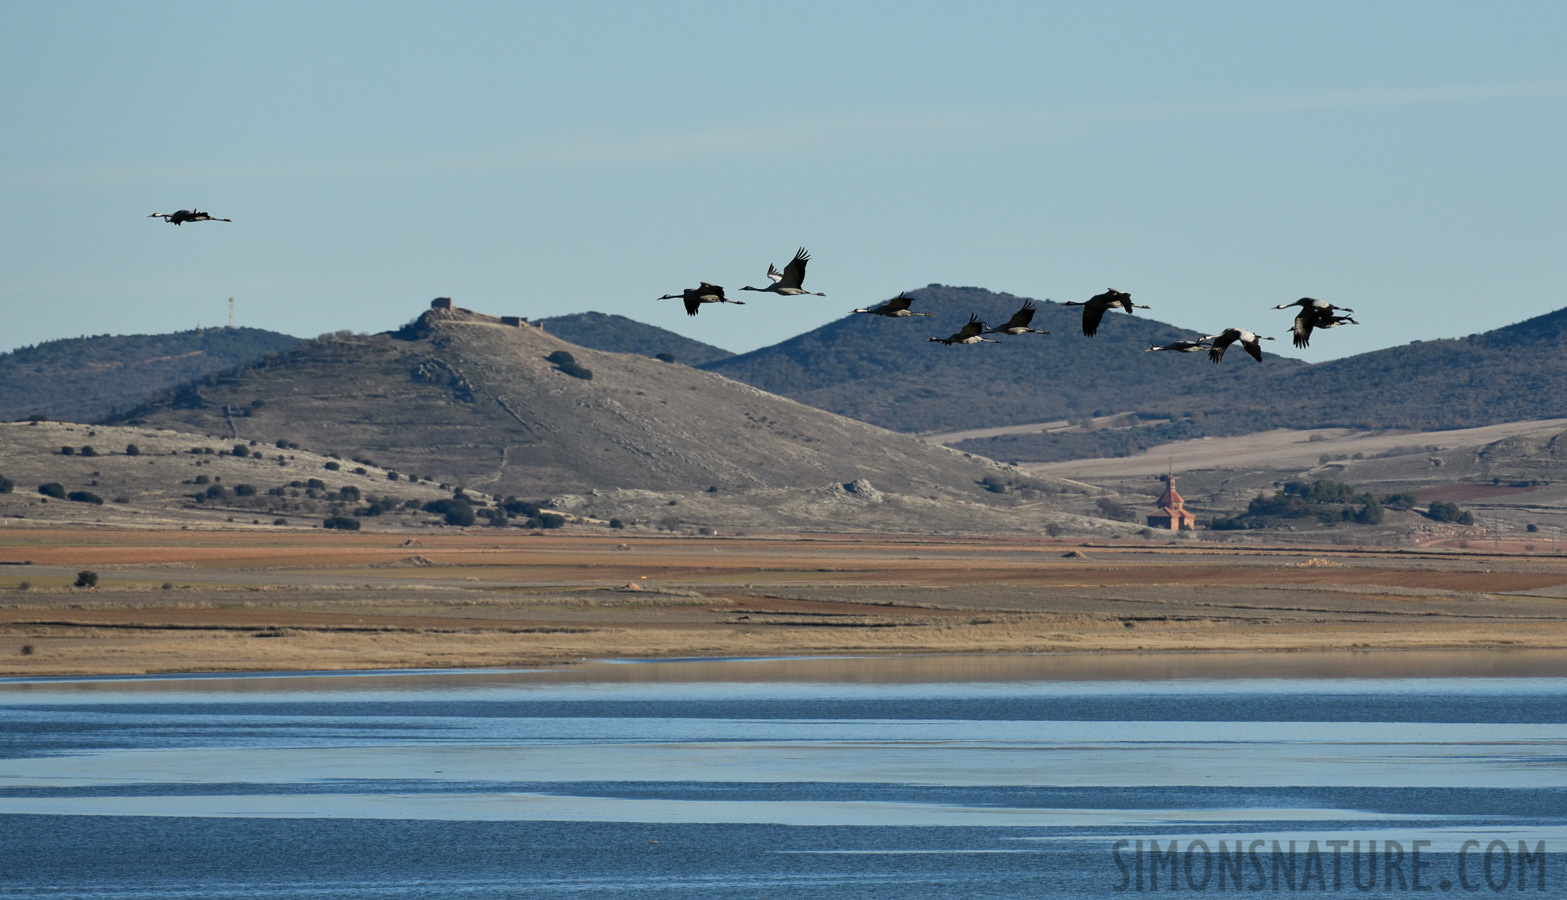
[3,2,1564,361]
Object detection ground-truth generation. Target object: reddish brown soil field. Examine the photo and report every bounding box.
[3,528,1567,676]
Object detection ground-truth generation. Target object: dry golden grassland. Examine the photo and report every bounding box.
[3,528,1567,675]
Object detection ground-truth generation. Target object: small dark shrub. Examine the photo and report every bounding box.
[655,353,676,363]
[307,479,325,490]
[324,461,340,471]
[322,516,361,531]
[353,467,367,476]
[387,472,399,481]
[162,583,173,590]
[538,512,566,529]
[20,644,34,655]
[194,475,210,485]
[125,444,140,457]
[339,485,361,502]
[0,475,12,494]
[67,491,103,505]
[234,484,257,497]
[232,445,249,458]
[38,483,66,499]
[273,518,288,526]
[423,498,475,527]
[79,446,96,457]
[609,518,624,529]
[74,570,98,588]
[60,446,75,456]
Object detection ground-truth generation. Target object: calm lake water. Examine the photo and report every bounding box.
[1,652,1565,898]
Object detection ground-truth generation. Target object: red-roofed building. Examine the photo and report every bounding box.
[1147,475,1197,531]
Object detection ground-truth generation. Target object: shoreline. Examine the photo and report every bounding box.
[7,646,1567,689]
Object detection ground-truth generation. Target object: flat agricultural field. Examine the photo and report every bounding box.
[4,527,1567,676]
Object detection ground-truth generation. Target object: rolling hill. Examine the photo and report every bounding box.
[107,302,1104,533]
[0,327,303,424]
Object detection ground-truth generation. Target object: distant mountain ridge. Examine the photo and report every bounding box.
[534,311,734,365]
[700,284,1301,433]
[699,285,1567,462]
[0,327,303,424]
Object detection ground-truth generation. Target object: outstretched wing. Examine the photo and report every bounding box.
[884,293,913,313]
[957,314,985,340]
[698,282,725,300]
[777,247,810,290]
[683,295,701,316]
[1001,300,1036,330]
[1244,338,1265,362]
[1081,302,1107,336]
[1207,331,1236,363]
[1291,309,1316,348]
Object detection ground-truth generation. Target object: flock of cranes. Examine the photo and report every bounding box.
[660,246,1360,362]
[148,215,1361,363]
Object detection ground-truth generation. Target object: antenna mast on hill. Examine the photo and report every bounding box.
[228,297,235,329]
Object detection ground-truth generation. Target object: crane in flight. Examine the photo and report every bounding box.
[740,247,825,296]
[147,209,232,225]
[984,300,1050,336]
[928,315,1001,345]
[658,283,743,316]
[1060,289,1147,336]
[852,293,932,317]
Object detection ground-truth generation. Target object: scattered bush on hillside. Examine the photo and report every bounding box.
[322,516,361,531]
[1425,501,1476,525]
[0,475,12,494]
[66,491,103,505]
[538,512,566,529]
[74,570,98,588]
[609,518,624,529]
[503,498,541,517]
[38,483,66,499]
[423,498,475,527]
[79,446,96,457]
[125,444,140,456]
[60,446,74,456]
[1211,480,1384,530]
[1381,492,1418,510]
[655,353,676,363]
[324,461,340,471]
[232,444,249,457]
[338,485,361,502]
[233,484,257,497]
[546,350,593,380]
